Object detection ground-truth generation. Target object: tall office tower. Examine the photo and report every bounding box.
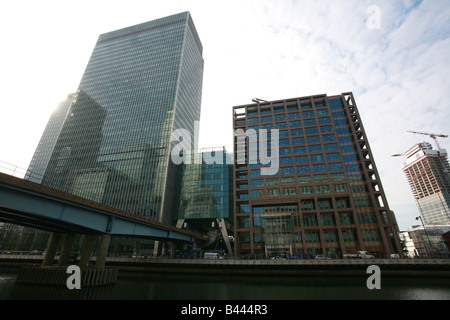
[40,12,204,225]
[232,92,402,258]
[26,93,75,183]
[401,142,450,225]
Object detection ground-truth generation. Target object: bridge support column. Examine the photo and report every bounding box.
[41,233,61,267]
[57,234,75,266]
[95,234,111,269]
[79,235,95,268]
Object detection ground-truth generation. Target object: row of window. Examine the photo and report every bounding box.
[242,97,343,117]
[238,228,381,243]
[237,184,352,198]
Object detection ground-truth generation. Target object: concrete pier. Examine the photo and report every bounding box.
[18,232,118,287]
[16,266,118,287]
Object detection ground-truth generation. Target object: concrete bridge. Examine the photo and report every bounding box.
[0,166,205,279]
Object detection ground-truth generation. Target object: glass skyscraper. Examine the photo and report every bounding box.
[26,93,75,184]
[39,12,204,225]
[232,92,402,258]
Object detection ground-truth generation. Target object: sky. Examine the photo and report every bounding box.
[0,0,449,231]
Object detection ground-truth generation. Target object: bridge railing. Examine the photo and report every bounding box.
[0,161,27,179]
[0,161,104,206]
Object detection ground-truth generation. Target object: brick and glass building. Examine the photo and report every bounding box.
[232,92,402,258]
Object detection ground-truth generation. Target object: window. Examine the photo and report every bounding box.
[312,164,326,172]
[267,189,280,197]
[238,192,249,199]
[333,184,347,192]
[287,103,298,111]
[343,155,358,162]
[354,197,372,208]
[305,231,320,242]
[273,105,284,113]
[291,129,303,136]
[304,119,316,126]
[251,180,263,187]
[283,187,297,196]
[328,163,343,171]
[307,136,320,143]
[318,198,333,209]
[339,136,353,143]
[303,215,318,226]
[239,217,250,228]
[330,173,345,181]
[265,178,279,186]
[251,190,264,198]
[296,166,310,173]
[289,120,301,127]
[358,212,377,224]
[292,137,305,145]
[329,98,343,109]
[301,199,315,211]
[342,229,357,241]
[310,154,325,162]
[320,125,333,133]
[346,164,361,172]
[326,153,340,161]
[336,197,350,209]
[318,117,331,124]
[323,230,338,241]
[302,111,315,118]
[280,167,294,175]
[305,127,319,135]
[324,143,338,151]
[314,175,328,182]
[281,177,296,185]
[298,176,312,184]
[238,204,249,213]
[362,229,382,241]
[339,213,354,225]
[261,116,272,123]
[280,157,293,165]
[299,186,314,194]
[322,134,336,141]
[288,113,301,119]
[250,170,261,177]
[279,148,292,155]
[294,156,308,163]
[308,145,322,152]
[293,146,307,154]
[248,118,259,124]
[316,185,331,193]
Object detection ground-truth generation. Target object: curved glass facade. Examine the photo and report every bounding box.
[177,148,233,220]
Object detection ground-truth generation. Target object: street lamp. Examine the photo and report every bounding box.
[416,216,433,257]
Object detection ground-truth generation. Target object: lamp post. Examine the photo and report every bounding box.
[416,216,433,258]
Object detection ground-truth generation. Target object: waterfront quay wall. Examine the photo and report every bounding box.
[105,257,450,278]
[1,254,450,278]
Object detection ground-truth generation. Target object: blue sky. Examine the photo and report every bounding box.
[0,0,449,230]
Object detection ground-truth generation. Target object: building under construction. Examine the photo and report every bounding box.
[401,141,450,225]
